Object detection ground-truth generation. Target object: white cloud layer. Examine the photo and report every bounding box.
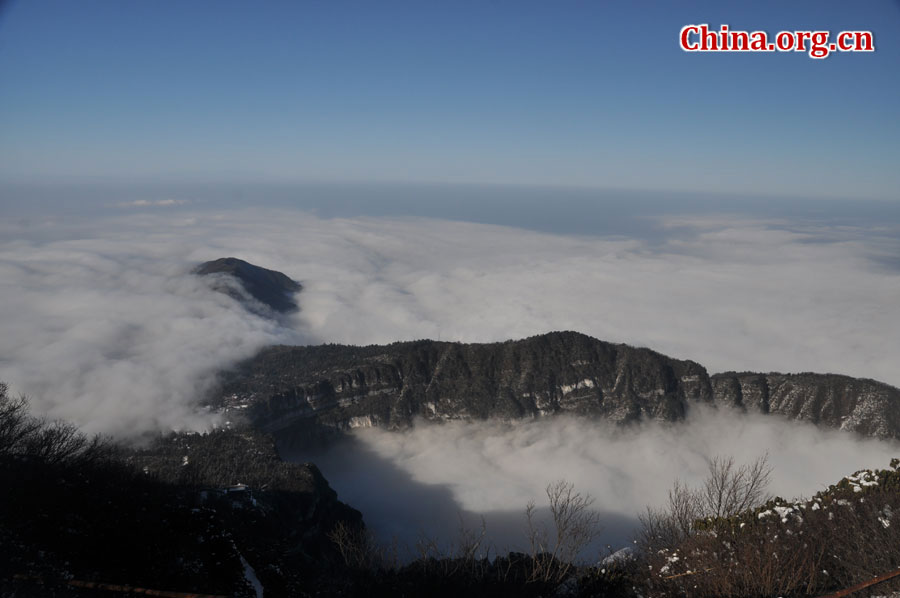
[1,205,899,437]
[300,408,900,555]
[0,236,301,434]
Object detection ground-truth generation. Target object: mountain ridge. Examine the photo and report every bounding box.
[214,330,900,443]
[710,370,900,438]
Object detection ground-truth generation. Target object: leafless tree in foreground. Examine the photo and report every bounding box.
[328,519,399,571]
[639,454,772,553]
[526,479,602,584]
[701,454,771,519]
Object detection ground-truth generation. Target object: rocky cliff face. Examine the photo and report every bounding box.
[710,372,900,439]
[217,331,713,444]
[217,331,900,443]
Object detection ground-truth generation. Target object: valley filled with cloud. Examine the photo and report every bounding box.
[302,408,900,553]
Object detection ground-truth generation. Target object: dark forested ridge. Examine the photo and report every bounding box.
[0,383,360,596]
[194,257,302,314]
[215,331,711,445]
[214,331,900,443]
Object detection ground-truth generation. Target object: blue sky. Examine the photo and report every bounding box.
[1,0,898,200]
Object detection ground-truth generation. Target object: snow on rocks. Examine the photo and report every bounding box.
[757,503,802,524]
[845,469,880,493]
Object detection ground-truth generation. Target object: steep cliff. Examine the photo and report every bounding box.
[710,371,900,439]
[216,331,713,443]
[216,331,900,443]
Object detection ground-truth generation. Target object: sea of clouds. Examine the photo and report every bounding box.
[2,202,898,435]
[1,198,899,550]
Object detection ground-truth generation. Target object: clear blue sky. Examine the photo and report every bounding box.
[1,0,898,200]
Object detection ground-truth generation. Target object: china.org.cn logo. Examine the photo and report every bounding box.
[680,24,874,59]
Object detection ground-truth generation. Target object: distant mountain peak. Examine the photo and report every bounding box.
[194,257,302,314]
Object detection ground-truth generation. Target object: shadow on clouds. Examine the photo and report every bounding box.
[290,433,641,561]
[285,409,900,562]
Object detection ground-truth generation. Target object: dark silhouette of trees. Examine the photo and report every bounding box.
[0,382,112,466]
